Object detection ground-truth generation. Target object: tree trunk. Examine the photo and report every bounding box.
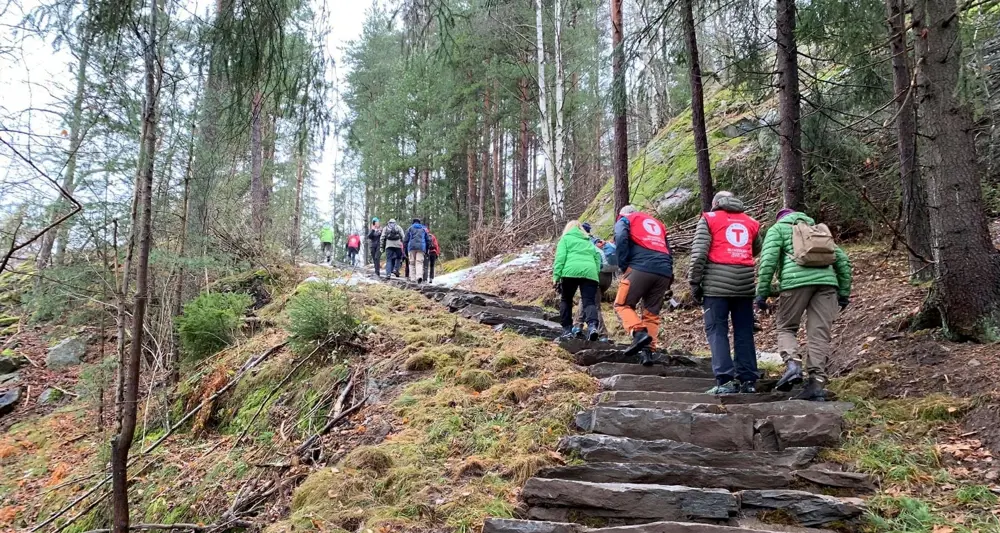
[886,0,933,281]
[552,0,566,220]
[611,0,629,216]
[467,145,477,227]
[913,0,1000,341]
[535,0,562,223]
[493,110,502,221]
[518,77,530,220]
[112,1,159,529]
[169,111,195,387]
[249,91,266,243]
[291,141,305,261]
[776,0,804,210]
[682,0,714,213]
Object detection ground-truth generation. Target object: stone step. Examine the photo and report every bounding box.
[588,363,715,379]
[600,400,854,418]
[456,304,563,339]
[599,391,800,405]
[537,462,793,491]
[576,407,755,451]
[521,478,738,521]
[792,469,875,492]
[558,435,818,470]
[484,518,796,533]
[755,414,844,450]
[601,401,728,413]
[571,346,710,369]
[600,375,719,393]
[739,489,864,527]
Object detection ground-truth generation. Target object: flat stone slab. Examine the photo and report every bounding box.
[456,305,563,338]
[726,401,853,417]
[600,375,719,393]
[793,469,875,492]
[558,435,819,470]
[600,401,727,414]
[0,387,21,417]
[739,489,864,527]
[766,414,843,449]
[576,407,754,451]
[588,363,714,379]
[537,462,792,491]
[598,391,797,405]
[483,519,584,533]
[521,478,738,521]
[485,520,793,533]
[571,346,710,369]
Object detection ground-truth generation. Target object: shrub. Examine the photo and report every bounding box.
[287,282,362,353]
[176,292,252,360]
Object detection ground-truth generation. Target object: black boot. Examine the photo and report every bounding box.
[638,348,656,366]
[623,329,652,358]
[793,378,827,401]
[775,359,803,392]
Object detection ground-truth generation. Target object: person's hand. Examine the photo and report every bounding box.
[838,295,850,311]
[553,280,562,293]
[755,296,769,313]
[690,284,704,304]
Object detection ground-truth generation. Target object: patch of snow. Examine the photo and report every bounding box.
[433,244,548,288]
[756,351,784,366]
[303,272,378,287]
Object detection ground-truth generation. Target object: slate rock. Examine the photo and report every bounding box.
[576,407,754,451]
[558,435,818,470]
[483,519,584,533]
[525,507,571,523]
[594,521,795,533]
[598,391,793,405]
[441,291,543,313]
[47,336,86,368]
[458,304,548,322]
[588,363,714,379]
[793,469,876,492]
[599,401,726,414]
[521,478,738,520]
[0,372,19,385]
[739,489,864,527]
[572,346,708,368]
[725,401,854,417]
[0,352,28,374]
[600,375,721,393]
[767,414,844,449]
[0,387,21,416]
[753,419,780,452]
[536,462,792,491]
[459,307,562,339]
[38,388,64,405]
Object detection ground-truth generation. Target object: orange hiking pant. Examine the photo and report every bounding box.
[614,268,672,348]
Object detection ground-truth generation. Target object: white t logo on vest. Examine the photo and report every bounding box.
[725,222,749,247]
[642,219,662,236]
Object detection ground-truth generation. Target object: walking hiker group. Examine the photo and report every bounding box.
[553,192,853,402]
[318,216,440,284]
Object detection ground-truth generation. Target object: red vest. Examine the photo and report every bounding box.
[703,211,759,266]
[347,235,361,248]
[625,212,669,254]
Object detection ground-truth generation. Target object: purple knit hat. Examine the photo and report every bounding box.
[776,208,795,221]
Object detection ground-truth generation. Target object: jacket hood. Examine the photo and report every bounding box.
[777,211,815,225]
[714,196,745,213]
[563,227,590,242]
[411,223,425,229]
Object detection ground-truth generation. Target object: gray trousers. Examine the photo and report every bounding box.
[775,285,838,382]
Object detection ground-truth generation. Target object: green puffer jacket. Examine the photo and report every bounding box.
[553,227,602,283]
[755,212,853,298]
[688,196,762,298]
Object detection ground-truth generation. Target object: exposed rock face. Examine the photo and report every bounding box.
[46,337,86,369]
[739,489,864,526]
[521,478,738,520]
[558,435,819,470]
[537,462,792,490]
[576,407,755,451]
[0,387,21,417]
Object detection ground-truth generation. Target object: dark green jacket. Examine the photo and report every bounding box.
[756,212,853,298]
[688,196,762,298]
[553,227,602,283]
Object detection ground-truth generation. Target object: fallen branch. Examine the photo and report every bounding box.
[79,520,251,533]
[295,381,366,460]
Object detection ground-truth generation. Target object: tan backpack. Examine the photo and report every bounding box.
[790,220,837,267]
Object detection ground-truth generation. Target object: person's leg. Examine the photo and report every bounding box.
[775,287,813,363]
[374,251,382,276]
[415,251,425,281]
[804,286,838,383]
[613,269,644,336]
[638,272,670,348]
[428,256,436,281]
[559,278,581,332]
[730,296,758,385]
[703,296,735,385]
[580,280,599,335]
[406,251,415,280]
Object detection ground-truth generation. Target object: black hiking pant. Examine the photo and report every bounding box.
[347,247,358,266]
[560,278,599,332]
[370,244,382,275]
[427,254,437,281]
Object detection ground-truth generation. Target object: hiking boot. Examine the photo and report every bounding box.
[775,359,804,392]
[555,329,575,342]
[638,348,656,366]
[598,336,609,343]
[623,329,652,358]
[707,381,740,395]
[588,330,600,342]
[571,326,583,339]
[792,378,827,402]
[739,381,757,394]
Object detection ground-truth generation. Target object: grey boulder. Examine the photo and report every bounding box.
[521,478,738,520]
[766,414,844,449]
[575,407,754,451]
[739,489,864,527]
[0,352,28,374]
[47,337,86,369]
[38,388,65,405]
[0,387,21,416]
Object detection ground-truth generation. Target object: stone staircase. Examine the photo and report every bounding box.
[390,280,872,533]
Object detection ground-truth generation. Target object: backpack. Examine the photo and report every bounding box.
[790,221,837,267]
[384,225,403,241]
[600,241,618,273]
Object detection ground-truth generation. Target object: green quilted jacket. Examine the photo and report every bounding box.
[755,212,853,298]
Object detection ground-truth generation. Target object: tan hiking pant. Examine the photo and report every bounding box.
[408,250,426,281]
[775,285,838,382]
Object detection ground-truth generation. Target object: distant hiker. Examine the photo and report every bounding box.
[553,220,603,342]
[575,223,613,341]
[689,191,762,394]
[368,218,383,276]
[426,224,441,283]
[380,219,405,278]
[613,205,674,365]
[320,224,335,264]
[404,218,429,283]
[346,233,361,266]
[756,208,853,401]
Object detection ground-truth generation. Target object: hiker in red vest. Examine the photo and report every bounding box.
[425,224,441,283]
[613,205,674,365]
[689,191,762,394]
[346,233,361,266]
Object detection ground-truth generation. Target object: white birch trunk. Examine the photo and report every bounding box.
[535,0,560,223]
[552,0,566,220]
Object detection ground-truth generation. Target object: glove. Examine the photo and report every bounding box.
[553,280,562,293]
[755,296,769,313]
[838,295,850,311]
[690,284,704,304]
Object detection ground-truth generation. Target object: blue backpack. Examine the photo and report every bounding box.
[599,241,618,272]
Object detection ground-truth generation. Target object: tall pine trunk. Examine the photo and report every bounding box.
[467,145,477,228]
[250,91,266,243]
[291,140,306,261]
[776,0,804,210]
[886,0,933,281]
[914,0,1000,341]
[682,0,713,213]
[611,0,629,215]
[518,77,530,220]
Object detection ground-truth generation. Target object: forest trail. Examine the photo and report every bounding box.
[385,278,872,533]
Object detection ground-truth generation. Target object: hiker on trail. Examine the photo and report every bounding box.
[346,233,361,266]
[368,218,383,276]
[756,208,853,401]
[689,191,763,394]
[380,219,405,278]
[613,205,674,365]
[404,218,429,283]
[426,224,441,284]
[553,220,603,342]
[575,222,614,342]
[320,224,335,264]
